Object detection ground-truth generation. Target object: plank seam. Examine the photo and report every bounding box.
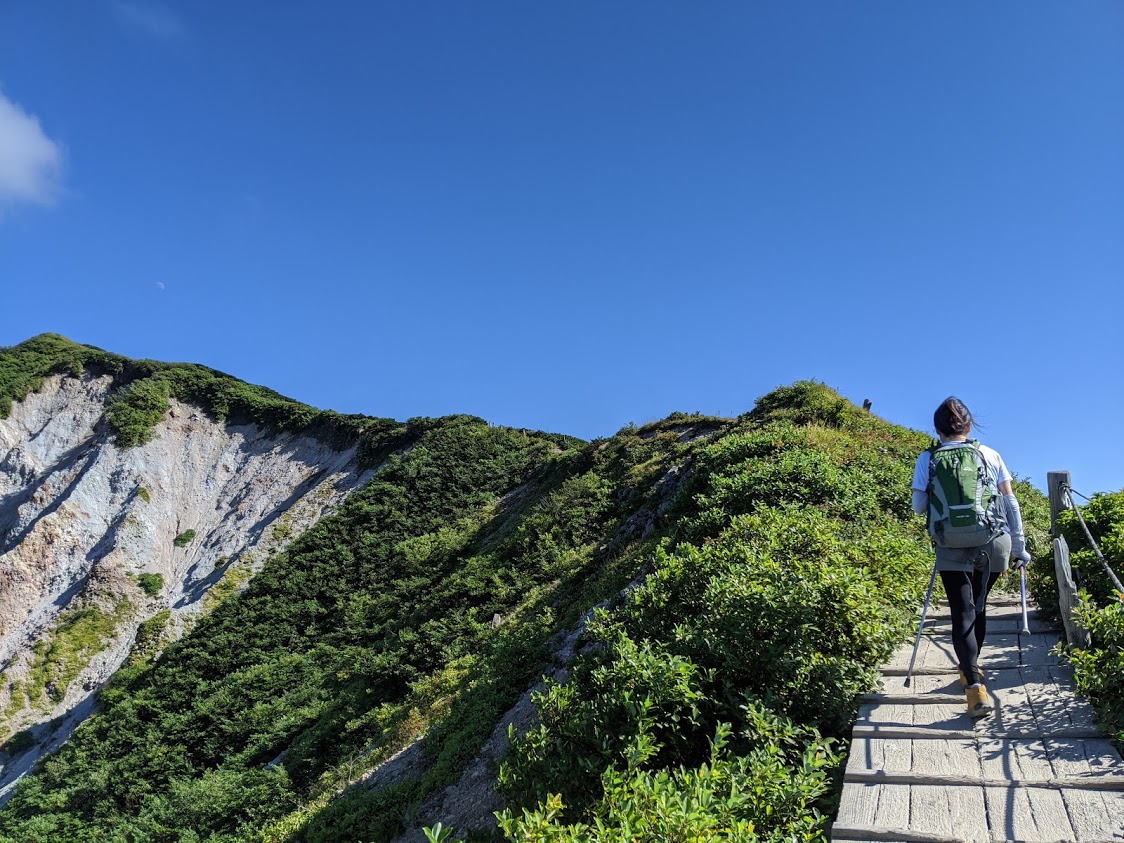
[843,771,1124,791]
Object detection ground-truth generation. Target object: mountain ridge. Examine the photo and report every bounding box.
[0,334,1053,842]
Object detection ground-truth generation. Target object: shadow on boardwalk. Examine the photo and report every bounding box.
[832,597,1124,843]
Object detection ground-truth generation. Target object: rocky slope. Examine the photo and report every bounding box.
[0,373,371,800]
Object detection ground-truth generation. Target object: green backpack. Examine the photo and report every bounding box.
[926,440,1004,548]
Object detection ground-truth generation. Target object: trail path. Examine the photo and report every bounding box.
[832,596,1124,842]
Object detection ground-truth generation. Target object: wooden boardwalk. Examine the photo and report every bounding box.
[832,596,1124,842]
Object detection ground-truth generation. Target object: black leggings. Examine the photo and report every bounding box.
[939,568,998,687]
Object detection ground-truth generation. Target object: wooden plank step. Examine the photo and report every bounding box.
[844,736,1124,780]
[831,826,962,843]
[851,725,1106,740]
[936,595,1027,607]
[924,617,1056,634]
[863,693,965,704]
[843,770,1124,791]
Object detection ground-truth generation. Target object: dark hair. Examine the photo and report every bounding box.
[934,397,974,437]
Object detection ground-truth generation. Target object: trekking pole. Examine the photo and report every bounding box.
[1019,563,1031,637]
[905,563,939,688]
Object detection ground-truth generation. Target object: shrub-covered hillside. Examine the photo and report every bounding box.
[0,361,1051,842]
[1041,491,1124,746]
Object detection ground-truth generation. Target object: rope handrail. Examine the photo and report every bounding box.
[1060,482,1124,595]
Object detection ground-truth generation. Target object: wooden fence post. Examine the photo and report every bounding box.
[1047,471,1090,648]
[1048,471,1072,537]
[1054,535,1090,649]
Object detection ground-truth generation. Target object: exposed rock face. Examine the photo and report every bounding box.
[0,374,371,799]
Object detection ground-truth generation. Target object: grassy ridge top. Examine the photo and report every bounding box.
[0,378,1000,843]
[0,334,585,460]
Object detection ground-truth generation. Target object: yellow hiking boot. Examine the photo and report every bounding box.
[966,684,994,718]
[958,666,986,687]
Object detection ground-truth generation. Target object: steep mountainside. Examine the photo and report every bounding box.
[0,337,403,802]
[0,336,1051,843]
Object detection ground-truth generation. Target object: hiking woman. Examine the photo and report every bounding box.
[910,397,1031,717]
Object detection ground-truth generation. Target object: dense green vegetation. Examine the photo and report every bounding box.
[0,358,1061,842]
[0,333,120,418]
[0,406,604,842]
[490,395,943,841]
[1052,491,1124,744]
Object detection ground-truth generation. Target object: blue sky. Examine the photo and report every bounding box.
[1,2,1121,495]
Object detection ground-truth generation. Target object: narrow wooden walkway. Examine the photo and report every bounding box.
[832,596,1124,842]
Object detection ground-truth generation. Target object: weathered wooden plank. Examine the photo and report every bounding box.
[910,738,978,777]
[1060,788,1124,841]
[831,824,963,842]
[851,725,1105,741]
[858,702,917,728]
[835,782,886,828]
[845,737,913,776]
[977,738,1053,782]
[972,632,1062,670]
[885,632,1062,674]
[911,703,971,730]
[1020,664,1099,734]
[1045,738,1124,778]
[863,693,964,705]
[927,617,1055,635]
[845,738,975,777]
[909,783,988,840]
[1055,535,1093,649]
[918,637,958,672]
[882,666,959,678]
[973,671,1037,735]
[983,784,1076,841]
[845,771,1124,791]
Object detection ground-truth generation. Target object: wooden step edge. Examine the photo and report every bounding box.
[862,693,964,704]
[882,667,959,677]
[882,664,1059,677]
[923,621,1057,633]
[843,770,1124,791]
[915,630,1061,640]
[936,596,1030,607]
[830,824,961,843]
[850,725,1106,740]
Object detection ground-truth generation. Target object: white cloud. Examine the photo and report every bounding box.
[0,90,64,208]
[113,2,184,39]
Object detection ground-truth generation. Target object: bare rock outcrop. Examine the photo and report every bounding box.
[0,374,372,801]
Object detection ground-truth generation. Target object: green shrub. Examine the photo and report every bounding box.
[1070,597,1124,743]
[500,631,715,813]
[500,502,928,822]
[136,487,151,503]
[173,530,196,547]
[136,573,164,597]
[1048,489,1124,745]
[1058,491,1124,605]
[107,377,172,447]
[499,716,838,842]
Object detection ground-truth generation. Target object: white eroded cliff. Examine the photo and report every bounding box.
[0,374,371,798]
